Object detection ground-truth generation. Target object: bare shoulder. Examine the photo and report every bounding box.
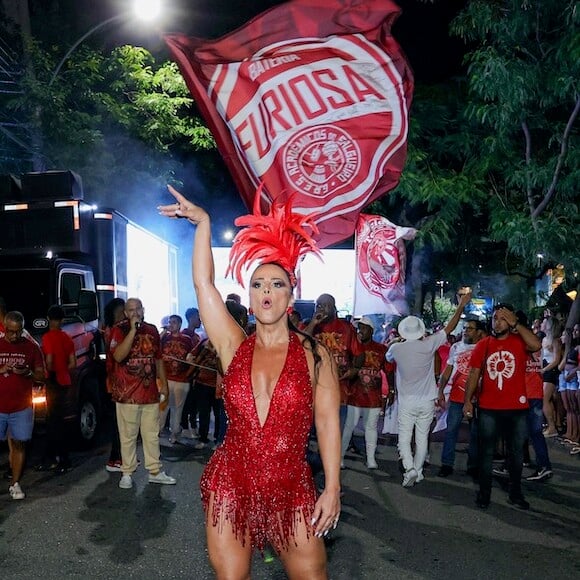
[298,334,337,393]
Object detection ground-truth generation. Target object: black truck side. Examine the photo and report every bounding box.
[0,170,158,445]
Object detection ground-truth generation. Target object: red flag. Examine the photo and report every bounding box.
[165,0,413,247]
[353,214,416,316]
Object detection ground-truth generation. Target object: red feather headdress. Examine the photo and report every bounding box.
[226,187,322,287]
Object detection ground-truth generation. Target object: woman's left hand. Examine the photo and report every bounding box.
[158,185,209,225]
[311,487,341,538]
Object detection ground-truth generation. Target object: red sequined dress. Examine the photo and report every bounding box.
[200,331,317,550]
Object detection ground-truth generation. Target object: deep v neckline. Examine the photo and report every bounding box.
[250,333,292,429]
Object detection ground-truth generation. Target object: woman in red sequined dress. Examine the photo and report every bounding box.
[160,186,341,579]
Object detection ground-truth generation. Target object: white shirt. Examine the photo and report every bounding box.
[386,330,448,403]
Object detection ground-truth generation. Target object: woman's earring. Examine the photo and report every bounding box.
[287,307,293,315]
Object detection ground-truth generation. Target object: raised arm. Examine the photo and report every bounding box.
[444,291,472,336]
[159,186,245,371]
[496,307,542,353]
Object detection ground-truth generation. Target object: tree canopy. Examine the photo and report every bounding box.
[452,0,579,273]
[372,0,578,315]
[1,0,577,318]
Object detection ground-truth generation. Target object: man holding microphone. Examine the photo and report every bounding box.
[109,298,176,489]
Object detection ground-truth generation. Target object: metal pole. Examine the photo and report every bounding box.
[49,13,128,87]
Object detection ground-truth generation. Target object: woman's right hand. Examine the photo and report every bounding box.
[158,184,209,225]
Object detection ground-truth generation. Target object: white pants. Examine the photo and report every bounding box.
[116,402,162,475]
[397,399,435,476]
[341,406,381,464]
[158,379,190,437]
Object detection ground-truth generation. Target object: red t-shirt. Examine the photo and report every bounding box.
[109,321,162,404]
[437,342,451,371]
[0,337,44,413]
[42,328,75,386]
[161,332,195,382]
[469,334,529,410]
[193,339,219,388]
[182,329,201,350]
[525,350,543,400]
[448,342,476,404]
[314,318,361,404]
[348,340,387,408]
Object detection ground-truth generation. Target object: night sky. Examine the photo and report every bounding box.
[68,0,468,246]
[94,0,465,83]
[26,0,469,311]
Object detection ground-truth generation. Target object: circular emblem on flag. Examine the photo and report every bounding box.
[283,125,361,198]
[519,395,527,404]
[358,216,400,299]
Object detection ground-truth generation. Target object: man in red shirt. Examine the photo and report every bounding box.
[190,338,221,450]
[39,305,76,474]
[0,311,45,500]
[306,294,362,431]
[182,307,202,348]
[109,298,176,489]
[180,307,202,436]
[340,317,388,469]
[160,314,195,444]
[437,319,486,477]
[464,303,541,510]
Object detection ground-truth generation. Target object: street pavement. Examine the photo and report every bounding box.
[1,425,580,579]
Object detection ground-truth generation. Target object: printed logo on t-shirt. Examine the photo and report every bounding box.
[487,350,516,391]
[317,331,348,370]
[454,350,472,381]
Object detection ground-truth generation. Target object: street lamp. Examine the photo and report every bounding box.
[49,0,161,86]
[138,0,163,21]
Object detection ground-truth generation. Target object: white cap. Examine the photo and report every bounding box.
[357,316,375,332]
[398,316,426,341]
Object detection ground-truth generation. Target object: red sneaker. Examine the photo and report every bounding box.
[105,460,122,473]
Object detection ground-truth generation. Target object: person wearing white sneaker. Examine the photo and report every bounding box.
[387,295,471,488]
[159,315,196,446]
[109,299,175,489]
[149,471,176,485]
[0,310,45,502]
[402,468,418,487]
[340,318,387,471]
[119,474,133,489]
[9,481,25,499]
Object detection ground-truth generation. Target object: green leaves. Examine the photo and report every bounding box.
[4,39,216,196]
[450,0,580,273]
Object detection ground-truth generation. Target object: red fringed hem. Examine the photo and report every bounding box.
[202,490,316,553]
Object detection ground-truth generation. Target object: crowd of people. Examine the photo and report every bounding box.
[1,187,578,578]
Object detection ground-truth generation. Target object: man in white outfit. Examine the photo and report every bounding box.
[387,292,472,487]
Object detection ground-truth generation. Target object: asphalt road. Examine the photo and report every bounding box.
[1,424,580,579]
